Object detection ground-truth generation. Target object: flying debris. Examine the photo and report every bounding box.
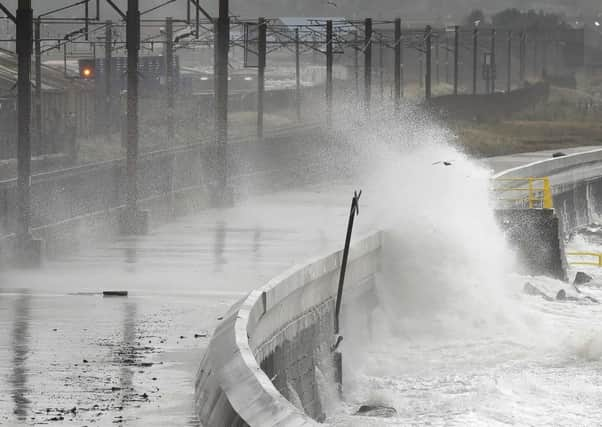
[432,161,453,166]
[326,0,338,7]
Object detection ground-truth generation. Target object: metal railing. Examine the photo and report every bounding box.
[493,177,553,209]
[566,252,602,268]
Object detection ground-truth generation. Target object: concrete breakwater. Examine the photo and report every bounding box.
[194,232,382,426]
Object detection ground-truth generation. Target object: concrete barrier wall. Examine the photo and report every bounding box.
[493,149,602,182]
[195,232,383,427]
[493,149,602,279]
[493,148,602,234]
[495,209,566,281]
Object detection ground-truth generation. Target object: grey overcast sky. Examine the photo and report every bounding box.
[0,1,599,22]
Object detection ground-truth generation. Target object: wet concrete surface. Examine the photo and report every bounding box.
[0,183,376,426]
[484,146,600,174]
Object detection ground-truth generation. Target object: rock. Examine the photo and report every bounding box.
[556,289,567,300]
[194,332,208,338]
[355,404,397,418]
[574,272,593,286]
[523,282,554,301]
[82,359,89,363]
[552,152,566,158]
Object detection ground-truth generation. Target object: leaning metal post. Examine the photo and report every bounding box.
[333,190,361,392]
[334,190,362,336]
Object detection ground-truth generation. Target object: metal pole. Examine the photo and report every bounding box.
[334,190,361,335]
[326,19,333,126]
[394,18,401,109]
[125,0,140,233]
[519,31,525,83]
[105,20,112,142]
[378,38,384,99]
[16,0,33,241]
[34,18,41,144]
[400,27,404,97]
[214,0,229,196]
[63,44,67,77]
[542,34,547,76]
[473,27,478,95]
[257,17,266,139]
[295,27,301,121]
[84,0,89,40]
[354,31,359,95]
[507,30,512,93]
[490,28,496,93]
[445,30,449,84]
[364,18,372,112]
[425,25,432,100]
[195,0,199,38]
[435,31,440,85]
[533,32,537,78]
[165,17,175,145]
[453,25,459,95]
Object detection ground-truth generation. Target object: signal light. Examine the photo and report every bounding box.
[78,59,96,79]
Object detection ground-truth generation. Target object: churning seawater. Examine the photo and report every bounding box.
[324,102,602,426]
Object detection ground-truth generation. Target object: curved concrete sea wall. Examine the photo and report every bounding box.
[195,232,382,426]
[494,148,602,233]
[494,149,602,280]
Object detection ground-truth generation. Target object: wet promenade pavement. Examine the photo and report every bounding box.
[0,183,376,426]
